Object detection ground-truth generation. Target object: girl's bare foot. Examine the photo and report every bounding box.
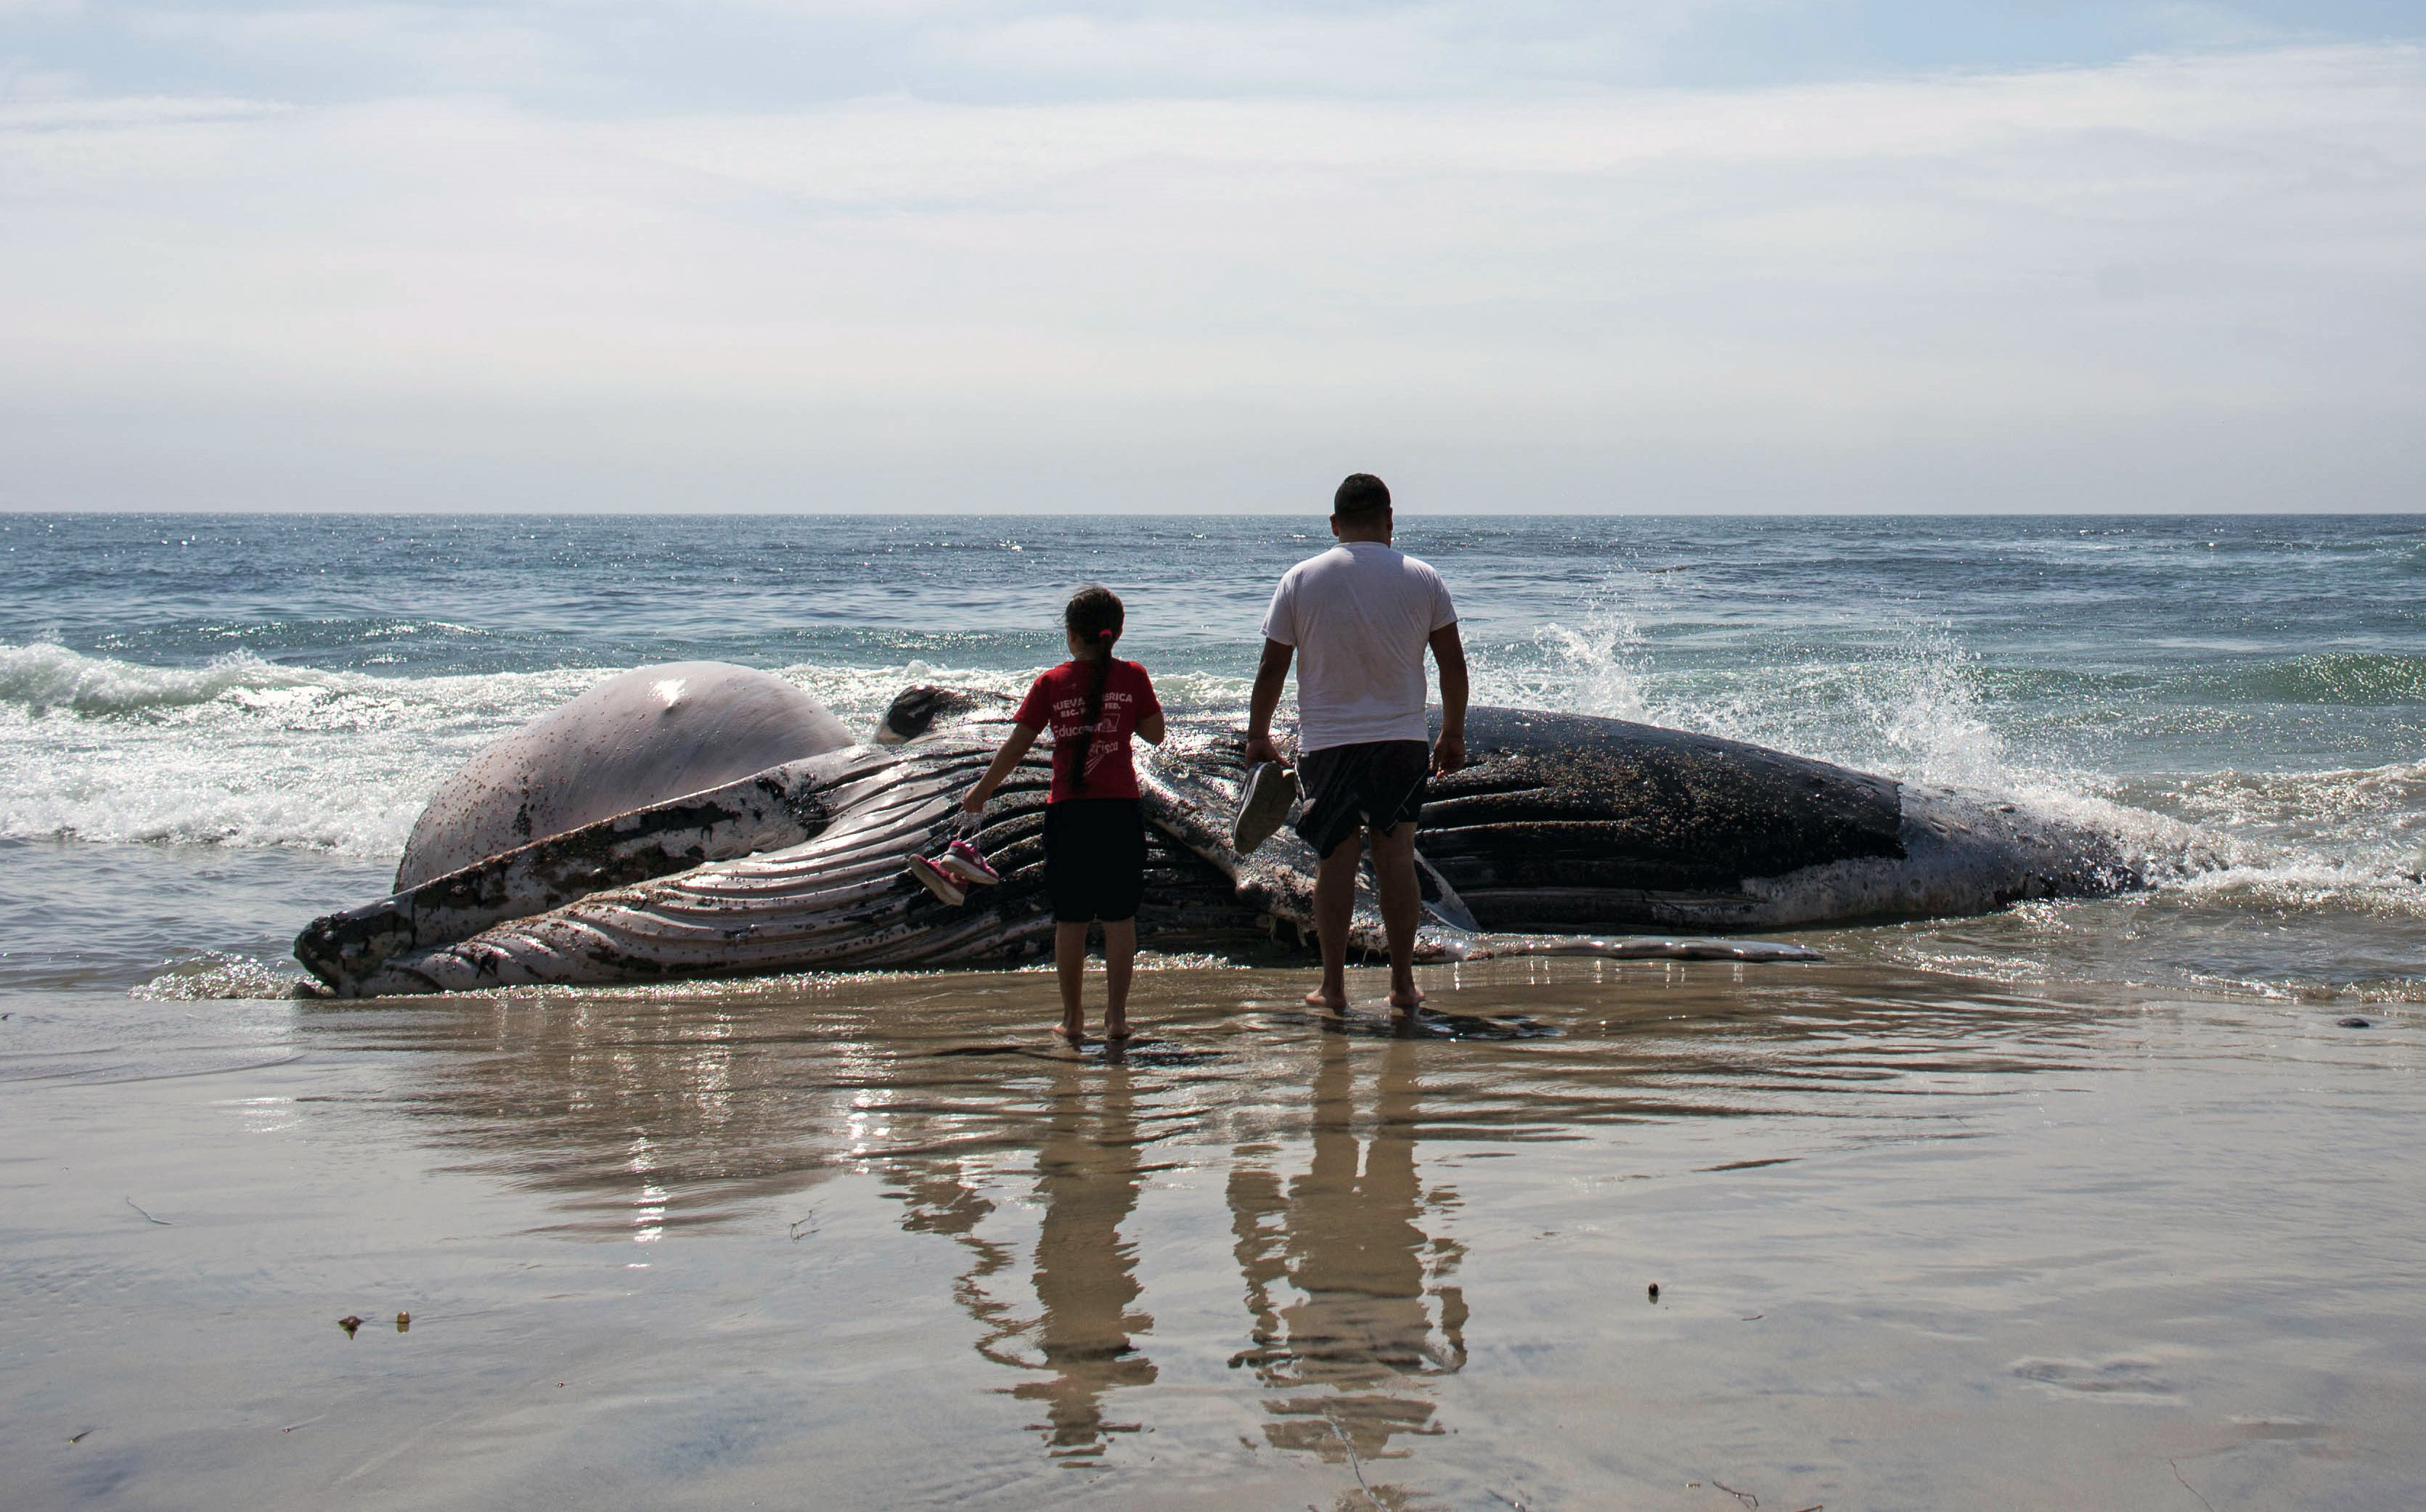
[1104,1018,1132,1042]
[1054,1022,1085,1045]
[1304,988,1348,1011]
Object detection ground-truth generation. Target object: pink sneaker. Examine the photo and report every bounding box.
[939,839,1001,886]
[904,854,965,906]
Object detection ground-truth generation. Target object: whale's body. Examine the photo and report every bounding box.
[296,666,2136,997]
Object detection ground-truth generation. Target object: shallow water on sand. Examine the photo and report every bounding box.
[7,957,2422,1510]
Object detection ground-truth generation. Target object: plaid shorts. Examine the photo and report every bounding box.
[1293,740,1429,859]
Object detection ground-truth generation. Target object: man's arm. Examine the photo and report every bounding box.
[1429,622,1467,775]
[1243,637,1294,768]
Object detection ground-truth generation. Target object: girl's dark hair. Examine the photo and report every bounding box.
[1063,587,1125,793]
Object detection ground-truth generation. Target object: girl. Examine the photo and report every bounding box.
[962,587,1166,1042]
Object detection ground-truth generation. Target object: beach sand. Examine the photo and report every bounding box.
[6,955,2422,1509]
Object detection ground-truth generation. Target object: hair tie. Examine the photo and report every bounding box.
[1098,629,1114,639]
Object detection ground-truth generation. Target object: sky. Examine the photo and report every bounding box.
[2,1,2423,513]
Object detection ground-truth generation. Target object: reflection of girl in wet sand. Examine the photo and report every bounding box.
[963,587,1167,1042]
[1016,1056,1156,1455]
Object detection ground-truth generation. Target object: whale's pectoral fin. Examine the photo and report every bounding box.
[1411,848,1482,933]
[1349,841,1481,934]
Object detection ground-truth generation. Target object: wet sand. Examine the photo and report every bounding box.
[5,957,2423,1510]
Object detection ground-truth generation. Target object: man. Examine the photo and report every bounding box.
[1243,473,1468,1012]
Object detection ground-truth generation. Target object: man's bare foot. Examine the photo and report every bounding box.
[1304,988,1348,1011]
[1387,984,1426,1010]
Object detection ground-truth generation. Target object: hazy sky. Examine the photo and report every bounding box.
[4,2,2423,512]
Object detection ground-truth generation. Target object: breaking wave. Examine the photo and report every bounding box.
[0,642,1256,859]
[130,950,314,1002]
[1505,595,2426,925]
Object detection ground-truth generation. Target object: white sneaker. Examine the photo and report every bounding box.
[904,854,965,906]
[1232,761,1299,854]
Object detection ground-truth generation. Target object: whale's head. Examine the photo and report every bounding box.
[394,662,854,891]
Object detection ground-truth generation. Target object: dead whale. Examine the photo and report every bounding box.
[295,668,2136,997]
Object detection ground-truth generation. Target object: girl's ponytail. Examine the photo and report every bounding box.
[1063,587,1125,793]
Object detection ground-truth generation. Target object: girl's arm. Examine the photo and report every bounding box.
[961,723,1043,817]
[1137,669,1167,745]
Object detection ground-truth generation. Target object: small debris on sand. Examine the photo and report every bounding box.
[337,1315,363,1337]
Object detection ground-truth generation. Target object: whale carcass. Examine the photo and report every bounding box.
[295,666,2137,997]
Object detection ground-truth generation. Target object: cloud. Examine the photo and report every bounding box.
[14,1,2421,119]
[916,2,1715,95]
[0,91,285,123]
[115,2,578,97]
[0,58,82,98]
[0,43,2421,510]
[22,0,2220,112]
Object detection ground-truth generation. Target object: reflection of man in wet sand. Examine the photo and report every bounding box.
[1228,1032,1468,1471]
[1245,473,1469,1012]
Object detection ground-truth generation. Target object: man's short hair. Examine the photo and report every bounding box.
[1333,473,1391,517]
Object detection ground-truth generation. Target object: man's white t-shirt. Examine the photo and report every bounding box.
[1260,540,1458,753]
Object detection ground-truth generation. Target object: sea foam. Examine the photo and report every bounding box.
[0,645,1085,859]
[9,634,2419,927]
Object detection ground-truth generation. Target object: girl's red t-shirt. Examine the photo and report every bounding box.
[1013,658,1161,804]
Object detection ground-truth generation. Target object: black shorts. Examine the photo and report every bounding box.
[1294,740,1430,859]
[1042,798,1147,923]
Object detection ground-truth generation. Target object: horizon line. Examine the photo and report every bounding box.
[6,506,2424,520]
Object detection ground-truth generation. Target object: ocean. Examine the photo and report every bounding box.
[4,511,2422,1000]
[6,512,2425,1509]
